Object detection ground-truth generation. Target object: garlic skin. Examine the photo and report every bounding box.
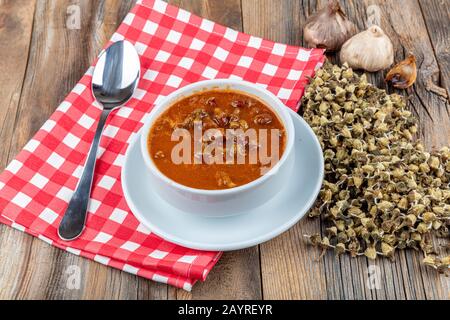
[340,26,394,72]
[385,54,417,89]
[303,0,357,52]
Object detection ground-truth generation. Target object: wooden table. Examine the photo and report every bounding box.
[0,0,449,300]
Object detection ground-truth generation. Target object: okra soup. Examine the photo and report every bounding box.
[148,89,286,190]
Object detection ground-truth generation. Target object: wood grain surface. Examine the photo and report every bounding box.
[0,0,448,300]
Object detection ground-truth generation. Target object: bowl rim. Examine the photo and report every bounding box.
[139,79,295,195]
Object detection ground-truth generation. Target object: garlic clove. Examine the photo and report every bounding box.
[303,0,357,52]
[385,54,417,89]
[340,25,394,72]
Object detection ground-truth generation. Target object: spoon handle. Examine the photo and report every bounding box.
[58,108,111,241]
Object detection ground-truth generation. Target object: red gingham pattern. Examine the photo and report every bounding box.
[0,0,324,290]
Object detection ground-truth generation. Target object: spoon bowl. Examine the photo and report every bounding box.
[92,41,140,108]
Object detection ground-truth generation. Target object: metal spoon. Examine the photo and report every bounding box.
[58,40,140,241]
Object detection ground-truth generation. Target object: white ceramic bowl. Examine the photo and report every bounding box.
[140,79,295,217]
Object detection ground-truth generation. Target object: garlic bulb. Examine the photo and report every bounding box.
[340,26,394,72]
[303,0,357,52]
[385,54,417,89]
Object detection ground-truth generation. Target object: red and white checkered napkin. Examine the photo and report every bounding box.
[0,0,324,290]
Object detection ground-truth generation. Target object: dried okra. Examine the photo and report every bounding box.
[301,61,449,274]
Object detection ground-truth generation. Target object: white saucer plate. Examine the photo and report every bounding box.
[121,109,324,251]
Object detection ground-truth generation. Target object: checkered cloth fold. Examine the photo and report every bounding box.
[0,0,324,290]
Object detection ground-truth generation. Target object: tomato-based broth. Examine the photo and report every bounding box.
[148,90,286,190]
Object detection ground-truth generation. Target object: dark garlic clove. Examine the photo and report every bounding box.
[385,54,417,89]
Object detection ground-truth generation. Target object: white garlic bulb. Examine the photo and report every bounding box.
[340,26,394,72]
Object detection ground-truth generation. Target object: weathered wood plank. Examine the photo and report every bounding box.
[0,0,37,300]
[242,0,329,300]
[326,0,449,301]
[0,0,170,300]
[0,0,36,168]
[331,0,449,300]
[418,0,450,101]
[360,0,449,300]
[243,0,449,300]
[320,0,402,300]
[166,0,263,300]
[173,249,262,300]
